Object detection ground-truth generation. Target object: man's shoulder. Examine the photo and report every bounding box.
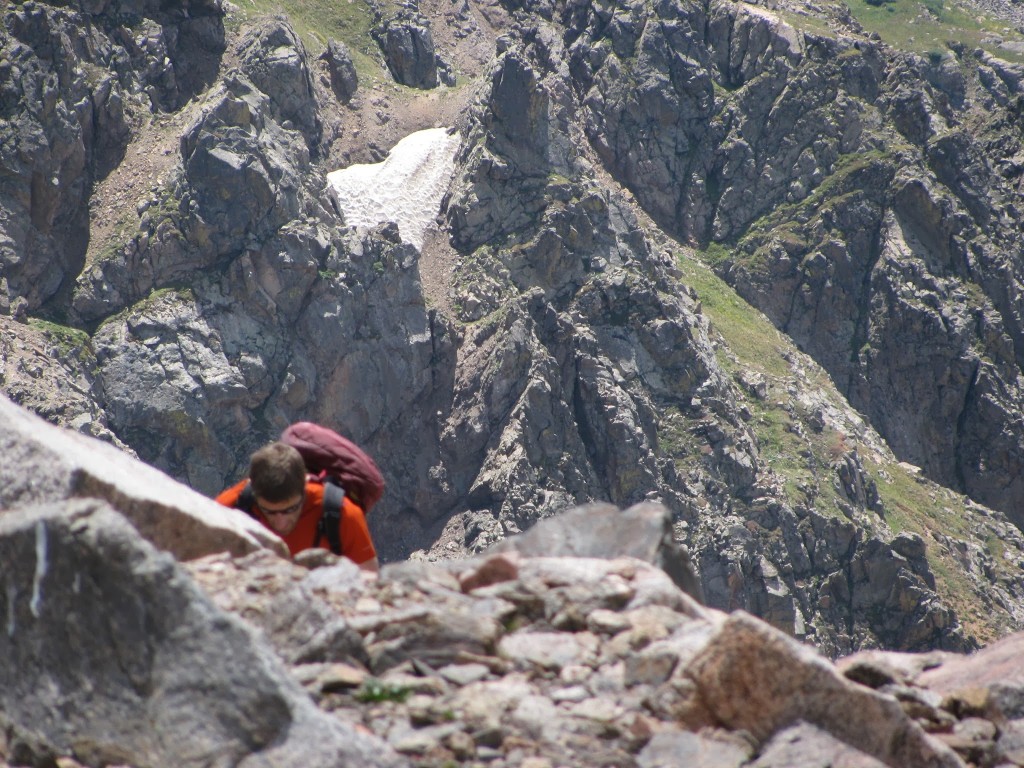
[216,479,250,506]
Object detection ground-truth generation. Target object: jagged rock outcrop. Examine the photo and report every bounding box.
[237,18,322,147]
[71,68,324,323]
[0,0,224,316]
[373,9,453,89]
[551,0,1024,533]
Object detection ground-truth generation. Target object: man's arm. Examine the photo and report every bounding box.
[339,497,379,572]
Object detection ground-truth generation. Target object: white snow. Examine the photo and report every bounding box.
[326,127,461,251]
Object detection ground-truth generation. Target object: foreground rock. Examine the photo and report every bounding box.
[0,500,403,768]
[490,501,705,603]
[184,547,971,768]
[0,393,283,560]
[840,635,1024,767]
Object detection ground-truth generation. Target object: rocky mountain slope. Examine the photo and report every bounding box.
[3,402,1024,768]
[3,0,1024,658]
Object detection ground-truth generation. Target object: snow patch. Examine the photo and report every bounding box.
[327,127,461,251]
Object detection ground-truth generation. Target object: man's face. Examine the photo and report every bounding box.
[255,492,304,536]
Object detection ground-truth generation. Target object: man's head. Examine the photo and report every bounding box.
[250,442,306,535]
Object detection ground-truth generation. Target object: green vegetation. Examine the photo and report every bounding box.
[90,211,140,268]
[143,286,196,307]
[843,0,1024,64]
[227,0,385,80]
[732,150,893,273]
[677,254,791,380]
[27,318,93,364]
[673,251,850,517]
[354,678,412,703]
[868,457,1013,643]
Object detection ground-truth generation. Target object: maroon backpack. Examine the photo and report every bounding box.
[280,421,386,512]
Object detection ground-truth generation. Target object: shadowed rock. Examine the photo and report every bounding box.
[321,40,359,103]
[373,12,442,89]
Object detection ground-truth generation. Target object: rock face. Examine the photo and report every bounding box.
[2,0,1024,660]
[0,0,224,316]
[373,10,448,89]
[556,0,1024,532]
[238,18,321,146]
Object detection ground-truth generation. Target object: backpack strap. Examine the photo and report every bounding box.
[315,482,346,555]
[235,482,258,519]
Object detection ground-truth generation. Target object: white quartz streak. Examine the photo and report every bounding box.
[326,127,461,251]
[30,521,48,618]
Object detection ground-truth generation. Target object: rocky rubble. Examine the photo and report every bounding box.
[0,492,1013,768]
[184,546,978,768]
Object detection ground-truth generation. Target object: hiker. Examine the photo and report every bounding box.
[217,441,380,573]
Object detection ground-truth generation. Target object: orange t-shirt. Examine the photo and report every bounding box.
[216,479,377,563]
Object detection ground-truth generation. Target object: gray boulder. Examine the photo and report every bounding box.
[321,39,359,103]
[373,12,442,89]
[490,502,705,604]
[0,392,283,561]
[0,499,405,768]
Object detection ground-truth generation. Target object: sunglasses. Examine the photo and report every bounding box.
[256,496,304,517]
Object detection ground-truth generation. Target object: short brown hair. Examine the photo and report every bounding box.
[249,442,306,502]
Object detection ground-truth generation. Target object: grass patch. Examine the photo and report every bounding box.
[88,210,140,269]
[868,458,1015,643]
[227,0,387,81]
[680,247,1017,642]
[354,678,412,703]
[675,251,853,517]
[27,318,94,364]
[678,253,791,380]
[843,0,1024,64]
